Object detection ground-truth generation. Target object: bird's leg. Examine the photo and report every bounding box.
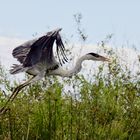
[10,76,36,101]
[0,73,44,114]
[0,76,35,114]
[10,73,43,101]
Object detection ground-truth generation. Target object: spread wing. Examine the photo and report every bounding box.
[12,28,68,67]
[12,39,36,64]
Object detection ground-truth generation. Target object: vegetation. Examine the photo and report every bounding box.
[0,14,140,140]
[0,46,140,140]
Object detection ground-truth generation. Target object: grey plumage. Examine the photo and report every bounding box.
[10,28,68,75]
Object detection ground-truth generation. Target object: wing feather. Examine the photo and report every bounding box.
[12,28,68,67]
[12,39,37,63]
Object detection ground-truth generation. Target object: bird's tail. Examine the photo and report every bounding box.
[10,64,26,74]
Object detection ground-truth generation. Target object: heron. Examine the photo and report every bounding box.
[0,28,110,114]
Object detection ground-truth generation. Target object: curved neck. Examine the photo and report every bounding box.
[50,55,87,77]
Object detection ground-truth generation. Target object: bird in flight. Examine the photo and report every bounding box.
[0,28,110,114]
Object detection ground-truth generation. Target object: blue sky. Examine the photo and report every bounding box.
[0,0,140,49]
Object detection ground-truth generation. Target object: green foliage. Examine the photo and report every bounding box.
[0,54,140,140]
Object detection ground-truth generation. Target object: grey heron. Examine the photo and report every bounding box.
[0,28,110,114]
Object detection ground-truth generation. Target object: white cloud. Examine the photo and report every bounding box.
[0,36,25,47]
[0,36,26,68]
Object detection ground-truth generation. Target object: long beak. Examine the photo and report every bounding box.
[100,56,111,62]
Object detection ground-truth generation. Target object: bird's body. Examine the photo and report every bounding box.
[0,28,110,114]
[10,28,110,85]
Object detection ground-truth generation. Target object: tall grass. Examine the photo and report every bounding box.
[0,50,140,140]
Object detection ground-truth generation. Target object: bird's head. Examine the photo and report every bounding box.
[86,53,110,62]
